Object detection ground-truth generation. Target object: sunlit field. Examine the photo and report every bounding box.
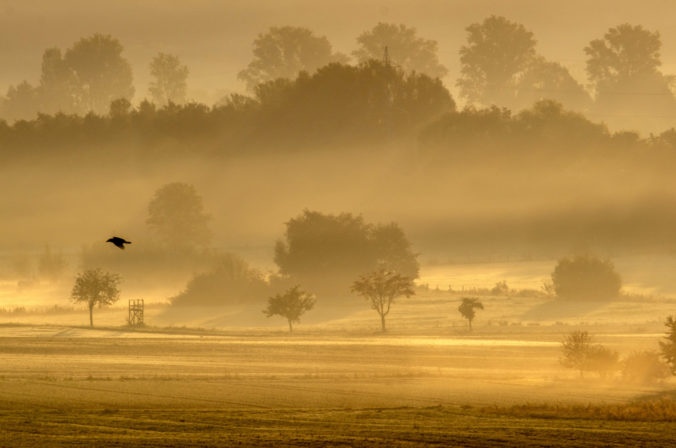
[1,283,674,447]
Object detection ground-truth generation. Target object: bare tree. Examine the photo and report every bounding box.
[263,285,315,333]
[71,268,121,327]
[458,297,483,331]
[351,268,414,332]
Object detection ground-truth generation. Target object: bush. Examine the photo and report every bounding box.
[171,253,269,307]
[551,255,621,300]
[622,351,670,384]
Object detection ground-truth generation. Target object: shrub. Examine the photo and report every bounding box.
[551,255,621,300]
[622,351,670,384]
[171,253,269,307]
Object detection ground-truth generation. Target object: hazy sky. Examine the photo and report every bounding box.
[1,0,676,104]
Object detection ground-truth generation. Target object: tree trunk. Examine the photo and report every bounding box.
[380,313,386,332]
[89,304,94,328]
[468,318,472,331]
[288,319,293,333]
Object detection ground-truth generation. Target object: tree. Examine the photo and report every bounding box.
[63,34,135,114]
[560,330,618,378]
[458,297,483,331]
[659,315,676,374]
[1,81,40,121]
[274,210,419,296]
[353,23,447,78]
[149,53,189,106]
[351,268,414,332]
[146,182,211,250]
[38,245,67,282]
[514,57,591,111]
[457,15,536,107]
[172,253,270,307]
[263,285,315,333]
[39,47,78,114]
[551,255,621,301]
[238,26,348,90]
[71,268,121,327]
[253,60,453,145]
[560,330,594,377]
[585,24,676,131]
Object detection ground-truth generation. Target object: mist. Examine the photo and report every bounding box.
[1,2,676,447]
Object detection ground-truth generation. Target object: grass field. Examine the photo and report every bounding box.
[0,320,674,447]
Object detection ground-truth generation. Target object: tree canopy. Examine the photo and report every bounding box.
[514,57,591,111]
[63,34,135,114]
[149,53,189,105]
[274,210,419,296]
[171,253,269,307]
[146,182,211,250]
[238,26,348,90]
[585,24,676,131]
[551,255,621,301]
[457,15,536,107]
[353,22,447,78]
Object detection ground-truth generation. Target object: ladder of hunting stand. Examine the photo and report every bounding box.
[128,299,144,327]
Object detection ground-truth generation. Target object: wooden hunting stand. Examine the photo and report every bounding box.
[128,299,144,327]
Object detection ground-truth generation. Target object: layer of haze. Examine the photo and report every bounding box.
[1,0,676,105]
[2,1,676,309]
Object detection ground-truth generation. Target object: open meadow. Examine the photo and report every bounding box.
[0,287,674,447]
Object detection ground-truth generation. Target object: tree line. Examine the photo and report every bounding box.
[2,18,676,158]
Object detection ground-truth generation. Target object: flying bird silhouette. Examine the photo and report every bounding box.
[107,236,132,249]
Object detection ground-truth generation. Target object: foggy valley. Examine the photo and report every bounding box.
[0,1,675,447]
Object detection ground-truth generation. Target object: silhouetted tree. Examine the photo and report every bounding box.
[64,34,134,114]
[551,255,621,301]
[146,182,211,250]
[514,57,591,111]
[457,15,536,107]
[353,23,447,78]
[149,53,189,105]
[264,285,315,333]
[238,26,348,90]
[585,24,676,131]
[71,268,120,327]
[351,268,414,331]
[659,315,676,374]
[458,297,483,331]
[274,210,419,296]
